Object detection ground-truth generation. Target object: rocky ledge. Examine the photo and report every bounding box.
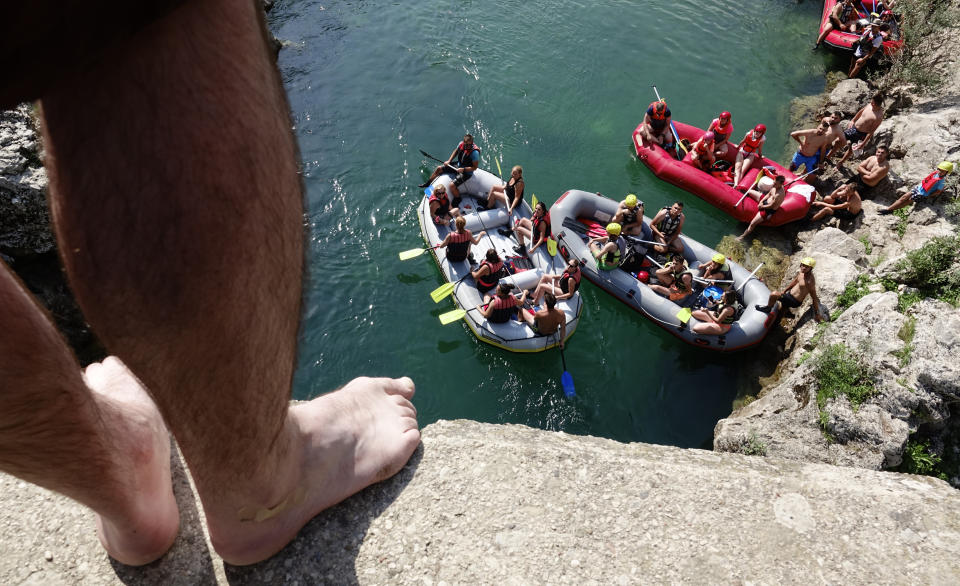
[2,420,958,585]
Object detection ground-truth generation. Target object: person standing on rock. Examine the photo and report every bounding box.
[836,92,886,168]
[854,144,891,198]
[755,257,825,323]
[789,120,832,178]
[0,0,419,568]
[879,161,955,215]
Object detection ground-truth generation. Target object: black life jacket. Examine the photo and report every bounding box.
[454,141,481,170]
[488,294,516,323]
[657,207,682,237]
[476,260,504,291]
[560,267,582,294]
[446,230,471,262]
[429,192,450,217]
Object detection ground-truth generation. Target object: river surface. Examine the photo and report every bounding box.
[269,0,843,448]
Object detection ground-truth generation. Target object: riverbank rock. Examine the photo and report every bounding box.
[826,78,872,118]
[0,104,53,257]
[2,420,959,584]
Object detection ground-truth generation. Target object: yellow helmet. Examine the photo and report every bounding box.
[625,194,638,208]
[606,222,622,236]
[712,253,726,264]
[938,161,955,173]
[800,257,816,268]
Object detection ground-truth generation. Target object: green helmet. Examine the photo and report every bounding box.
[938,161,955,173]
[606,222,622,236]
[712,253,726,264]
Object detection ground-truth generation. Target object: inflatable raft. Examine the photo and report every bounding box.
[549,190,775,351]
[633,121,816,226]
[818,0,903,56]
[417,168,583,353]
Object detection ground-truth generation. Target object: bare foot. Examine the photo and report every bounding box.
[204,376,420,565]
[83,357,180,566]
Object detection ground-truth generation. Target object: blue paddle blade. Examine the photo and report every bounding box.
[561,371,575,398]
[424,186,433,196]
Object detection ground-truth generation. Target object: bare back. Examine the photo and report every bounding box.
[853,103,884,134]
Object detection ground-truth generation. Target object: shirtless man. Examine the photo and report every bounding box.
[0,0,419,567]
[789,120,832,177]
[613,194,647,236]
[755,257,824,323]
[822,112,848,163]
[520,292,567,348]
[811,182,863,222]
[738,175,786,240]
[837,93,885,167]
[650,202,686,254]
[855,144,891,197]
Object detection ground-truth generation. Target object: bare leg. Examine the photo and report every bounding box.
[737,214,764,240]
[41,0,418,565]
[0,266,178,566]
[810,207,835,222]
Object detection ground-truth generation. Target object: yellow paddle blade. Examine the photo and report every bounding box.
[676,307,692,323]
[531,193,539,210]
[547,238,558,257]
[430,282,456,303]
[495,157,504,180]
[399,247,426,261]
[439,308,467,325]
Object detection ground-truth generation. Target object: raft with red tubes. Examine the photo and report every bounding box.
[818,0,903,56]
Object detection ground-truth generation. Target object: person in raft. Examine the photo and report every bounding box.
[811,182,863,223]
[854,144,890,197]
[428,182,460,226]
[613,193,647,236]
[420,133,480,203]
[689,131,716,171]
[589,222,627,270]
[472,248,505,301]
[689,289,738,335]
[485,164,524,214]
[697,253,732,284]
[879,161,955,215]
[438,216,485,263]
[478,282,525,324]
[737,175,786,240]
[756,257,824,323]
[836,92,886,168]
[639,100,675,152]
[519,292,567,346]
[650,201,686,254]
[0,0,419,568]
[531,258,583,306]
[649,253,695,304]
[707,111,735,158]
[849,21,889,79]
[733,124,767,189]
[789,119,832,177]
[813,0,860,49]
[513,201,552,256]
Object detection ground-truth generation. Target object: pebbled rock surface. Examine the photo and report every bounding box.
[1,420,959,585]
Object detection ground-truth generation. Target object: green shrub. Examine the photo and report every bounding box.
[813,344,877,429]
[834,274,873,315]
[859,236,872,256]
[898,440,946,479]
[742,432,767,457]
[892,317,916,367]
[874,0,960,95]
[893,235,960,307]
[894,208,910,239]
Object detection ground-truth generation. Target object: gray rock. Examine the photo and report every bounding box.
[0,104,53,257]
[826,79,872,118]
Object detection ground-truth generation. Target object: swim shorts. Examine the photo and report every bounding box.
[791,150,819,172]
[779,291,802,309]
[855,175,874,197]
[759,208,778,219]
[449,171,472,186]
[843,127,868,143]
[910,186,927,202]
[834,208,861,221]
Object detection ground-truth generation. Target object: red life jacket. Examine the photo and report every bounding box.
[454,141,481,169]
[921,171,942,192]
[476,260,503,291]
[648,101,667,120]
[560,267,581,294]
[429,192,450,216]
[488,294,517,323]
[741,131,764,154]
[532,211,552,240]
[695,139,712,156]
[446,230,472,262]
[709,119,732,142]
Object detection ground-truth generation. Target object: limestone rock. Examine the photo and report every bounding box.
[0,104,53,257]
[826,78,872,118]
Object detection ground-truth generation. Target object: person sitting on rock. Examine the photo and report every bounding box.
[519,292,566,347]
[879,161,954,215]
[811,182,863,223]
[755,257,824,323]
[649,254,694,304]
[836,92,886,169]
[854,144,890,198]
[690,289,738,335]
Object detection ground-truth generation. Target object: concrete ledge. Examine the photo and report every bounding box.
[2,420,959,584]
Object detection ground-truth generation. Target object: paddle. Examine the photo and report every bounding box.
[786,166,820,187]
[559,344,575,398]
[736,263,765,294]
[735,166,773,208]
[676,307,693,324]
[495,157,505,183]
[652,85,688,157]
[430,272,471,303]
[420,149,458,173]
[439,308,467,325]
[399,244,441,261]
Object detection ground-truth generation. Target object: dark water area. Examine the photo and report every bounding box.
[268,0,839,448]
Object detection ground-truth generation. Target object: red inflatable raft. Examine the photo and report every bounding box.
[818,0,903,56]
[632,121,815,226]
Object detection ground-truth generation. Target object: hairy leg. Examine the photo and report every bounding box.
[41,0,418,565]
[0,266,178,565]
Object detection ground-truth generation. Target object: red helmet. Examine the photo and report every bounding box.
[636,270,650,283]
[719,111,732,121]
[754,123,767,134]
[703,131,715,142]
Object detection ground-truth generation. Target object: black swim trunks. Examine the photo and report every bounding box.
[780,291,802,309]
[843,126,867,143]
[834,208,861,221]
[855,175,874,197]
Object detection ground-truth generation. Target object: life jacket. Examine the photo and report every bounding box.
[657,207,682,237]
[487,294,517,323]
[476,260,503,291]
[599,237,626,270]
[648,101,667,120]
[445,230,472,262]
[454,141,481,171]
[532,211,552,240]
[717,302,737,325]
[741,131,764,154]
[921,171,943,192]
[694,139,712,156]
[429,191,450,217]
[505,177,521,200]
[709,118,732,143]
[670,265,693,293]
[559,267,582,294]
[621,205,638,225]
[839,2,855,22]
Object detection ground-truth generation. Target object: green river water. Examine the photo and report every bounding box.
[270,0,846,448]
